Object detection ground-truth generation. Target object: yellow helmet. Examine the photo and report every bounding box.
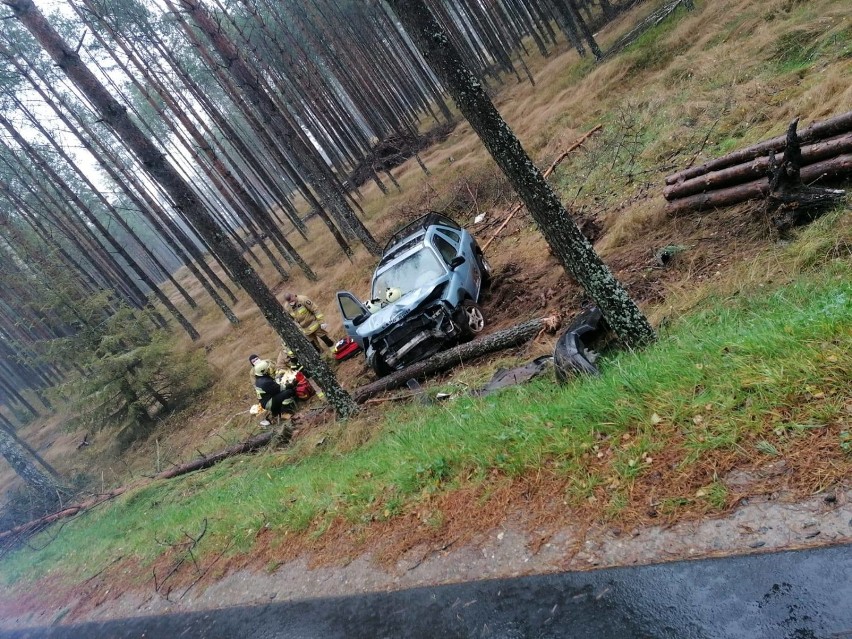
[253,360,273,377]
[385,287,402,303]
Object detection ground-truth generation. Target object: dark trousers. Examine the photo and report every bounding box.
[264,389,296,416]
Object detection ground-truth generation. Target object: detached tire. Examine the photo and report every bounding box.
[553,330,600,382]
[459,300,486,339]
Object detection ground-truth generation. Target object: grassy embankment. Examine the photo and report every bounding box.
[1,0,850,590]
[2,213,850,586]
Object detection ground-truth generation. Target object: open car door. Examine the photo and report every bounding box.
[336,291,369,347]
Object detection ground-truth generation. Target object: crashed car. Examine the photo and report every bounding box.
[336,213,492,376]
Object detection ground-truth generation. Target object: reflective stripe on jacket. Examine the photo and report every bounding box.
[287,295,323,335]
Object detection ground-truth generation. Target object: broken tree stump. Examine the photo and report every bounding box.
[763,119,848,230]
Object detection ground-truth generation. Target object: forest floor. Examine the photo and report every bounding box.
[1,0,851,628]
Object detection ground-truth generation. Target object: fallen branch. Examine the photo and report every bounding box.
[155,430,278,479]
[481,125,602,252]
[363,391,420,405]
[0,430,286,543]
[665,110,852,185]
[0,485,129,543]
[153,518,208,600]
[352,316,559,403]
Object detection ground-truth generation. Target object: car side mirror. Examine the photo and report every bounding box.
[449,255,466,270]
[352,313,369,327]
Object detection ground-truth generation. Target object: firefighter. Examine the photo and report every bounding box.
[277,341,325,400]
[253,359,296,426]
[283,292,335,351]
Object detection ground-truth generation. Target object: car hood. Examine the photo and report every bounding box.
[358,278,447,337]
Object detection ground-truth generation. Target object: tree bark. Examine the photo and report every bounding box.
[0,426,59,493]
[352,316,557,404]
[386,0,655,348]
[663,132,852,201]
[665,153,852,215]
[565,0,603,60]
[666,110,852,185]
[0,421,61,480]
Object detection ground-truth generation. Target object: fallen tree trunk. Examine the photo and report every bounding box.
[604,0,689,59]
[0,485,130,543]
[663,132,852,201]
[666,110,852,185]
[155,431,278,479]
[352,316,558,404]
[665,153,852,215]
[0,430,284,544]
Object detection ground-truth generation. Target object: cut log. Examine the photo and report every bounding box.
[663,132,852,201]
[666,153,852,215]
[352,316,558,404]
[666,111,852,185]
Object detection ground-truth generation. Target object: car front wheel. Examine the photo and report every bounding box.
[459,300,486,338]
[366,347,392,378]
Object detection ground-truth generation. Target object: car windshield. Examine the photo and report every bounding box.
[372,246,446,300]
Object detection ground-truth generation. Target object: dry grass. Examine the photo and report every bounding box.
[2,0,850,515]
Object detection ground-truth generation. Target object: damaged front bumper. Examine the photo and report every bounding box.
[373,303,461,370]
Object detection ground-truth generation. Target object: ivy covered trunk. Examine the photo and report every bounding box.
[387,0,656,349]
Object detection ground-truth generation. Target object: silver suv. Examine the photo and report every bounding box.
[336,213,491,376]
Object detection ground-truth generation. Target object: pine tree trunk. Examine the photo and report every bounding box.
[565,0,603,60]
[0,114,201,340]
[0,421,61,480]
[0,426,59,493]
[6,0,358,418]
[387,0,655,349]
[171,0,381,257]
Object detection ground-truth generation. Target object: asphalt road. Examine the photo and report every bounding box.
[3,544,851,639]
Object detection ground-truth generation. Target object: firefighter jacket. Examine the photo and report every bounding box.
[254,374,290,408]
[286,295,324,336]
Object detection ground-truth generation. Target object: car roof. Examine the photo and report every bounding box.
[382,212,461,255]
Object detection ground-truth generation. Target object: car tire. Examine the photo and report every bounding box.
[459,300,486,339]
[366,348,392,378]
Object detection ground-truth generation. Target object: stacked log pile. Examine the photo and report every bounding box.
[664,111,852,220]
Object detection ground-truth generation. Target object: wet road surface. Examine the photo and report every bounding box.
[3,544,851,638]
